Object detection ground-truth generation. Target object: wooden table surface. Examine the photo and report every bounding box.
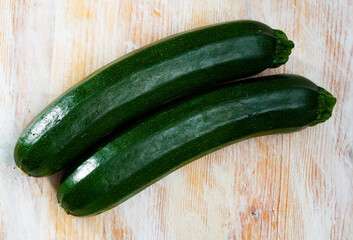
[1,0,352,239]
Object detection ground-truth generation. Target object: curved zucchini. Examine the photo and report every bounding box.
[14,20,294,177]
[57,75,336,217]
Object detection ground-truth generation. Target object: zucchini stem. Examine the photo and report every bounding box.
[310,87,336,126]
[271,29,295,68]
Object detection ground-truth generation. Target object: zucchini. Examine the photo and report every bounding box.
[14,20,294,177]
[57,74,336,217]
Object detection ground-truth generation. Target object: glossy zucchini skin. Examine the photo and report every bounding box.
[14,20,294,177]
[57,75,336,217]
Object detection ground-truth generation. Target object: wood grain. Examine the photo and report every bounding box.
[1,0,352,239]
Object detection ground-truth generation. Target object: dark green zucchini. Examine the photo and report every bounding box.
[57,74,336,217]
[14,20,294,177]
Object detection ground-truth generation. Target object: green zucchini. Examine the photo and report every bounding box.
[57,74,336,217]
[14,20,294,177]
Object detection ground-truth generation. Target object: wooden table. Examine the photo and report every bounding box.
[1,0,352,239]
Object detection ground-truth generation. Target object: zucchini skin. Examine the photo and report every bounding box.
[57,75,336,217]
[14,20,294,177]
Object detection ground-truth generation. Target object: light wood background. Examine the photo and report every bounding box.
[0,0,352,239]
